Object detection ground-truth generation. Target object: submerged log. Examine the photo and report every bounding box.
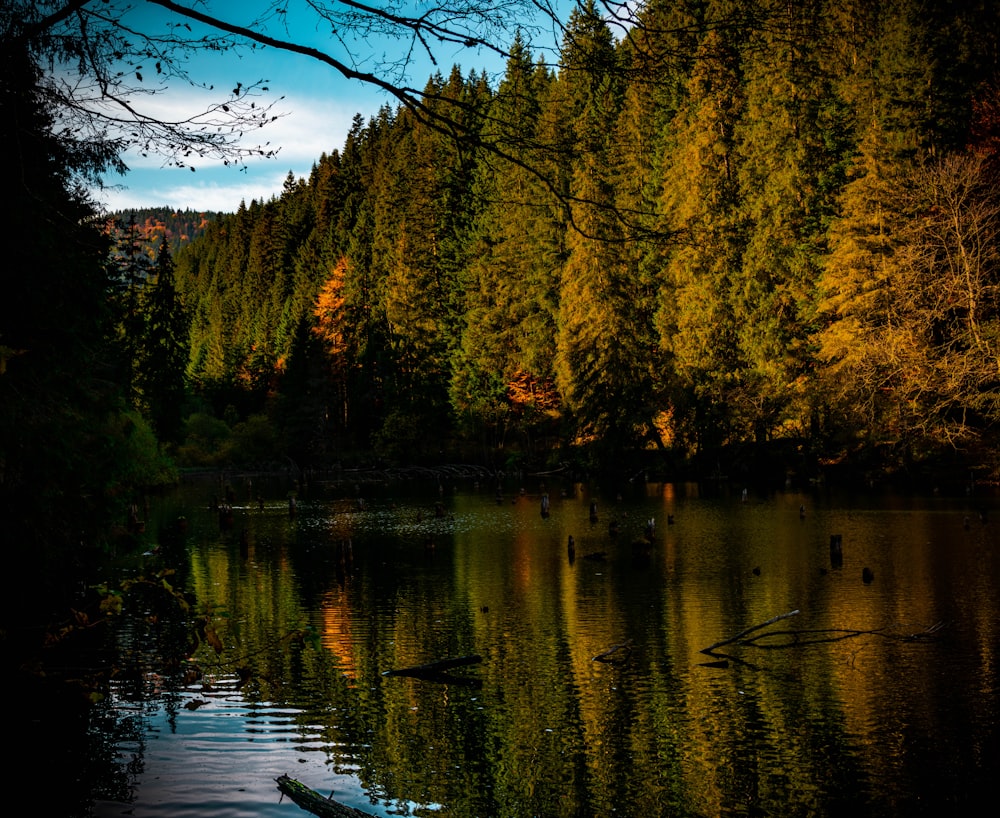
[382,654,482,679]
[829,533,843,568]
[275,775,374,818]
[592,639,633,663]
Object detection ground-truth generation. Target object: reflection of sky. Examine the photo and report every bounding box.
[97,682,400,817]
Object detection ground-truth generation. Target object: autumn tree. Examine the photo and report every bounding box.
[816,151,1000,458]
[811,0,1000,464]
[313,257,351,437]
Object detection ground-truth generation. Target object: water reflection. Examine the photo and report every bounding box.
[94,476,999,817]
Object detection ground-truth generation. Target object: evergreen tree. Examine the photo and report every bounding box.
[136,238,189,443]
[453,34,562,455]
[112,211,155,402]
[242,203,284,396]
[1,33,171,639]
[554,1,649,453]
[374,70,485,458]
[142,1,1000,474]
[730,0,841,442]
[177,216,229,397]
[813,0,1000,460]
[653,26,746,454]
[816,145,1000,458]
[340,110,397,451]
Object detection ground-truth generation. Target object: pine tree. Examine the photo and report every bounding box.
[108,211,155,403]
[1,35,170,630]
[373,70,486,457]
[136,238,189,443]
[453,34,562,453]
[729,0,841,442]
[813,0,1000,459]
[653,25,746,453]
[553,1,654,452]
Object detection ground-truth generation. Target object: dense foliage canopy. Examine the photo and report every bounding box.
[167,0,1000,481]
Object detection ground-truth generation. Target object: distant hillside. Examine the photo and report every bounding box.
[106,208,226,257]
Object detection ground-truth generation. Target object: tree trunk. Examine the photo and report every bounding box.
[275,775,374,818]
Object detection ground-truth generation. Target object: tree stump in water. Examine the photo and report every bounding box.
[829,534,843,568]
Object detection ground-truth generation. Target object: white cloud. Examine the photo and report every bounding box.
[92,89,371,213]
[96,169,288,212]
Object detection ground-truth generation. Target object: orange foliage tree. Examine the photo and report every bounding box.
[313,257,350,374]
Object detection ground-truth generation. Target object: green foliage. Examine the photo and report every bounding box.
[101,410,179,491]
[134,239,190,443]
[373,406,442,463]
[176,412,234,467]
[230,413,280,464]
[176,411,280,467]
[0,33,187,640]
[159,1,1000,476]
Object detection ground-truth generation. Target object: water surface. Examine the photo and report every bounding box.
[93,475,999,817]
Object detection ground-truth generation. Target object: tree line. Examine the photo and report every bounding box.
[157,0,1000,482]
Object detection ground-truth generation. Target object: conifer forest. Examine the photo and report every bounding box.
[4,0,1000,587]
[164,1,1000,485]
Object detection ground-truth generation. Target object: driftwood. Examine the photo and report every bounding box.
[592,639,633,663]
[700,610,947,657]
[382,654,482,682]
[275,775,374,818]
[701,610,801,654]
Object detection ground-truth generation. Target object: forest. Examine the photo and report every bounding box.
[3,0,1000,609]
[147,0,1000,487]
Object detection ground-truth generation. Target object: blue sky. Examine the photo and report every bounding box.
[90,1,562,214]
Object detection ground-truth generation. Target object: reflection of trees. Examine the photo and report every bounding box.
[131,482,998,816]
[82,568,209,809]
[85,694,149,805]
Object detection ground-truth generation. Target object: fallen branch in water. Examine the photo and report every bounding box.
[701,611,947,655]
[592,639,633,663]
[275,775,373,818]
[701,610,801,654]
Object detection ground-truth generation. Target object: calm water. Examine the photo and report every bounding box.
[90,473,999,818]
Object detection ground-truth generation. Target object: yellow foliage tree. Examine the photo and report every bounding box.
[313,257,349,375]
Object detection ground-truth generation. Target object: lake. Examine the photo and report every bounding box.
[86,471,998,818]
